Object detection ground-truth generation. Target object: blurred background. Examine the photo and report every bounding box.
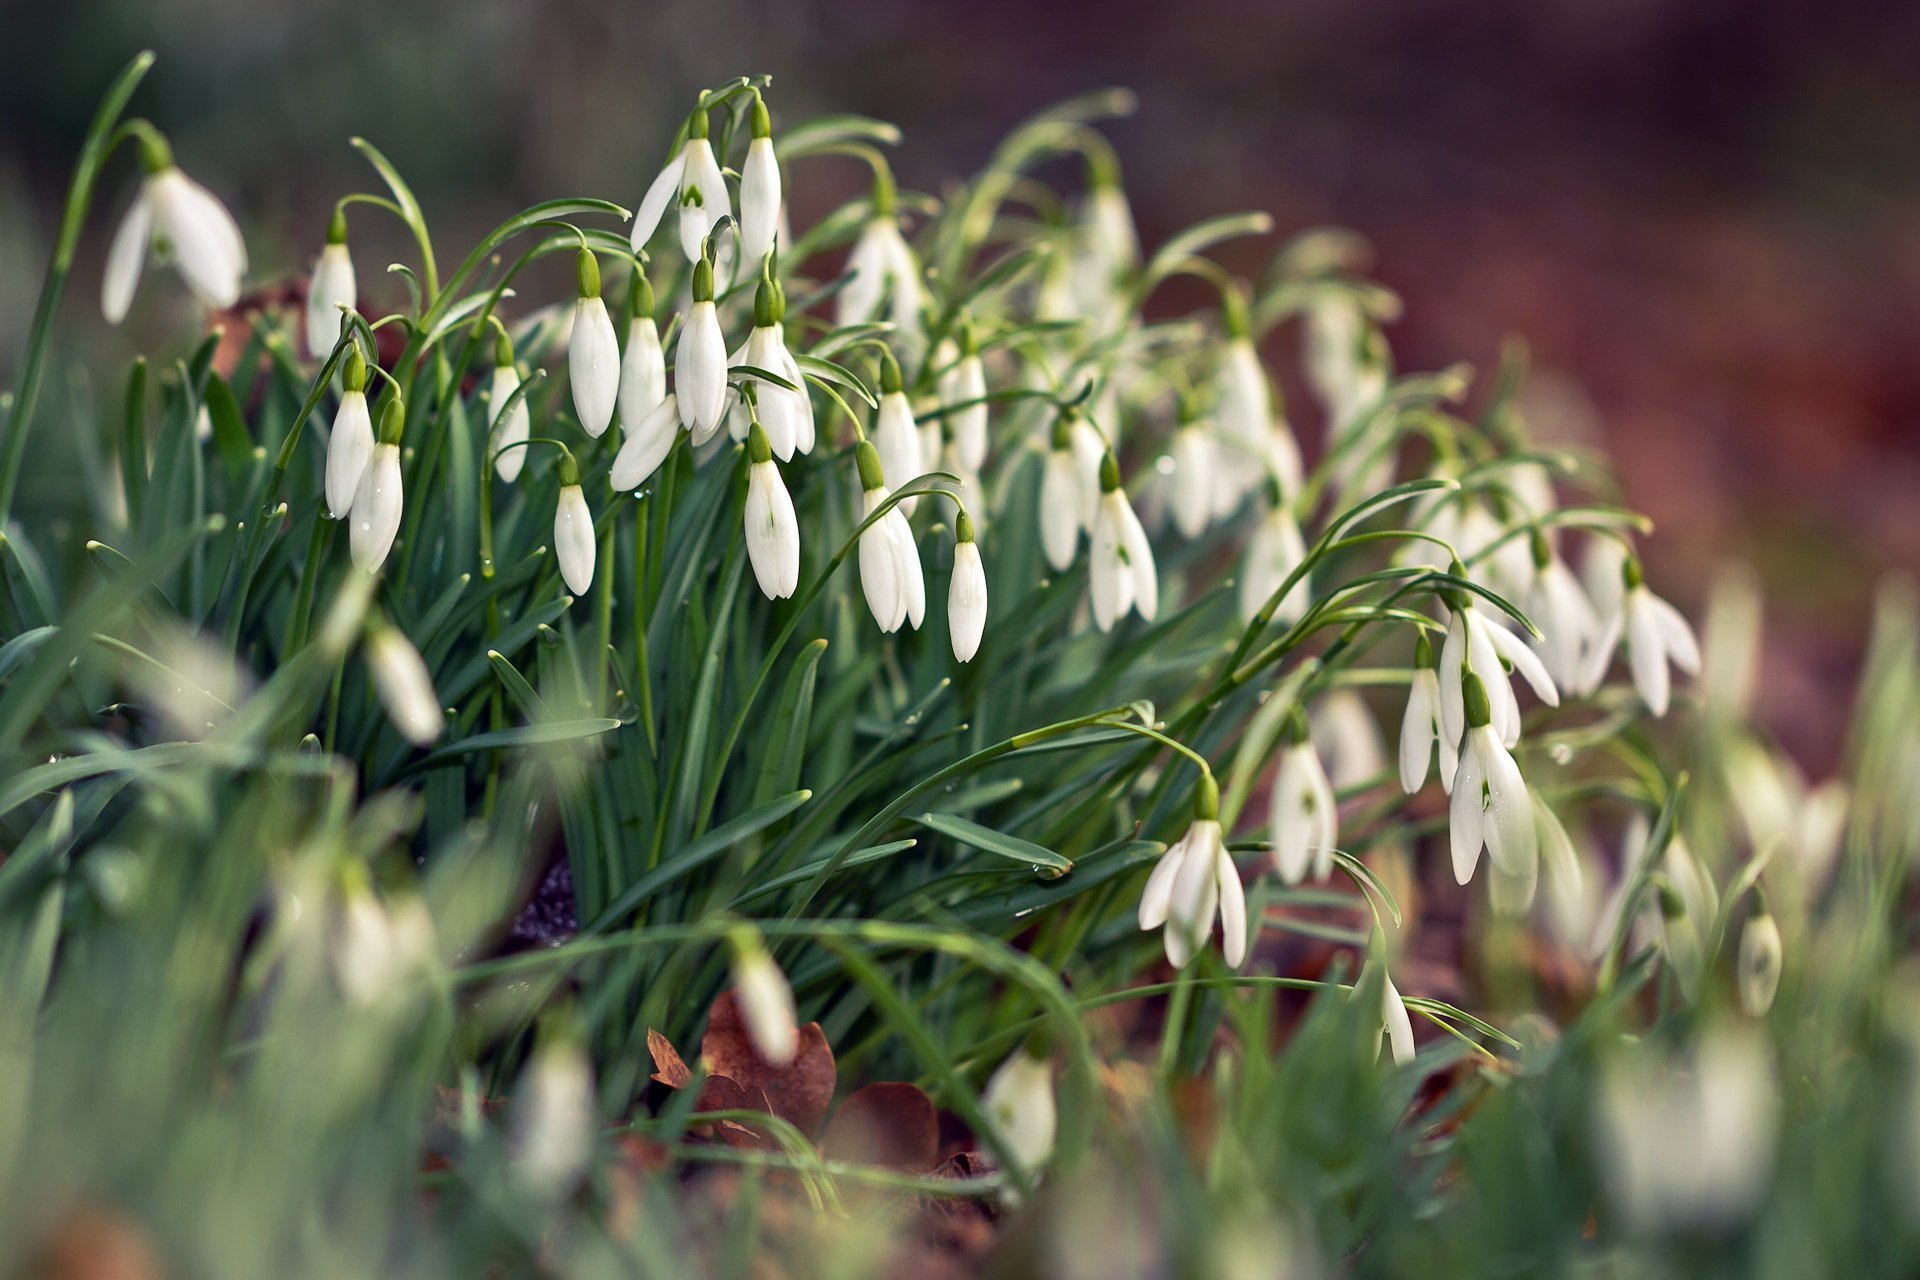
[2,0,1915,768]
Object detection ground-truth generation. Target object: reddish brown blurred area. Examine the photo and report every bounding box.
[2,0,1914,765]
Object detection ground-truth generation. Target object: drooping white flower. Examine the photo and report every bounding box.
[1303,290,1365,421]
[485,330,531,483]
[676,252,730,442]
[1087,453,1157,632]
[981,1048,1057,1178]
[1724,740,1849,899]
[510,1037,597,1200]
[735,282,813,460]
[1270,719,1338,884]
[325,349,374,520]
[1212,295,1303,510]
[1039,445,1083,572]
[349,402,405,572]
[102,136,247,323]
[942,327,990,472]
[366,622,442,746]
[1737,900,1782,1016]
[629,104,731,263]
[948,514,989,662]
[1376,966,1417,1066]
[1068,168,1139,331]
[854,442,925,633]
[838,173,926,352]
[740,94,783,266]
[617,272,666,435]
[611,393,681,493]
[1239,496,1312,627]
[1582,557,1701,717]
[1593,1025,1778,1234]
[1139,776,1245,968]
[305,211,356,360]
[1314,689,1388,793]
[1398,633,1456,793]
[872,352,924,516]
[553,472,596,596]
[567,251,619,438]
[1582,534,1631,625]
[1438,590,1559,750]
[1526,532,1602,694]
[1448,672,1538,886]
[743,423,800,601]
[1168,420,1216,540]
[729,932,798,1066]
[331,876,437,1008]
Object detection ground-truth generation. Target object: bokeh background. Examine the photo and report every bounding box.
[2,0,1915,768]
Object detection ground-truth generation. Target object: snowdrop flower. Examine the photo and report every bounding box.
[942,322,989,472]
[617,269,666,435]
[566,250,619,438]
[729,929,798,1066]
[676,248,730,442]
[1738,895,1784,1016]
[349,398,405,573]
[486,329,531,483]
[948,511,989,662]
[552,457,596,596]
[325,348,374,520]
[739,93,783,267]
[734,276,813,460]
[981,1046,1057,1178]
[853,441,925,634]
[305,208,356,360]
[1449,671,1538,886]
[1724,740,1849,898]
[1438,584,1558,750]
[743,422,800,600]
[838,169,926,350]
[1491,790,1579,919]
[1138,775,1245,968]
[510,1033,596,1200]
[630,103,730,263]
[1168,416,1217,540]
[366,621,442,746]
[1302,290,1365,420]
[1593,1024,1779,1234]
[1656,879,1707,1002]
[1039,424,1085,573]
[1088,452,1157,632]
[1372,965,1417,1067]
[1271,712,1338,884]
[1582,535,1631,625]
[1212,289,1302,510]
[872,350,925,515]
[1068,156,1139,329]
[1238,492,1312,627]
[611,394,681,492]
[331,874,437,1008]
[102,131,247,323]
[1526,530,1602,694]
[1583,556,1701,717]
[1398,634,1456,794]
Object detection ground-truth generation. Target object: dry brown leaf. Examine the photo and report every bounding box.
[701,990,837,1136]
[647,1027,692,1088]
[820,1082,939,1172]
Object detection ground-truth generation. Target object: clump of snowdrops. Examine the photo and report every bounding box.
[1,51,1918,1279]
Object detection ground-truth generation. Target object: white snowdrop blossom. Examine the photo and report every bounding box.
[1526,532,1603,694]
[1376,967,1417,1066]
[1068,169,1139,329]
[486,331,532,484]
[1438,589,1558,750]
[611,394,681,492]
[739,94,782,266]
[331,877,436,1009]
[325,349,374,520]
[1087,453,1157,632]
[981,1048,1057,1179]
[305,211,356,359]
[1212,293,1302,509]
[1039,436,1084,573]
[629,104,730,263]
[552,477,596,597]
[742,423,800,600]
[676,252,730,442]
[1239,496,1311,627]
[509,1038,597,1201]
[1398,633,1456,794]
[729,932,798,1066]
[1582,534,1631,625]
[872,352,925,516]
[567,251,619,438]
[349,400,406,573]
[734,278,813,459]
[1593,1025,1779,1234]
[853,442,925,634]
[1138,777,1245,968]
[1583,557,1701,717]
[102,135,247,323]
[617,271,666,435]
[1448,671,1538,886]
[1724,740,1849,899]
[1314,689,1388,792]
[838,172,926,351]
[948,513,988,663]
[1271,719,1338,884]
[942,327,989,472]
[366,622,442,746]
[1168,419,1217,540]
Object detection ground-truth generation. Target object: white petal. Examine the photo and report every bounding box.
[489,366,531,482]
[1117,498,1158,622]
[1582,607,1624,696]
[630,151,687,251]
[367,627,442,746]
[1481,737,1538,879]
[1449,736,1488,884]
[874,393,923,515]
[153,170,245,310]
[1214,840,1247,968]
[858,489,906,631]
[1382,973,1417,1066]
[893,512,926,629]
[618,317,666,434]
[677,302,729,439]
[1439,611,1468,747]
[1138,839,1188,931]
[740,137,782,265]
[744,462,800,600]
[349,444,404,572]
[1627,593,1671,716]
[569,297,620,437]
[1088,495,1130,632]
[950,357,989,471]
[306,242,356,360]
[1169,428,1214,539]
[609,394,677,492]
[101,189,153,324]
[1399,670,1437,794]
[553,485,597,595]
[948,540,988,662]
[1647,592,1701,674]
[1039,453,1082,571]
[325,391,374,520]
[1489,621,1560,707]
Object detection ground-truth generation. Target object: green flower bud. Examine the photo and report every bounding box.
[687,105,710,140]
[376,395,405,446]
[1656,878,1686,920]
[343,348,367,393]
[879,348,903,395]
[1530,527,1551,570]
[1222,284,1251,341]
[557,451,580,488]
[1098,450,1121,494]
[692,256,715,303]
[326,208,348,245]
[1623,554,1645,590]
[855,440,886,492]
[754,274,783,329]
[1462,671,1492,729]
[1050,408,1075,452]
[747,420,773,465]
[750,93,772,140]
[870,166,896,218]
[1414,631,1435,670]
[955,509,976,545]
[493,327,514,369]
[627,268,655,320]
[576,249,601,300]
[135,128,173,175]
[1194,772,1220,822]
[1282,705,1310,746]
